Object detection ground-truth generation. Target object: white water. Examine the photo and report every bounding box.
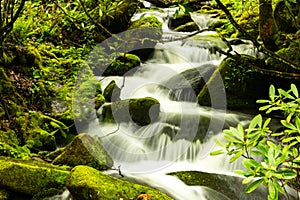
[81,7,274,200]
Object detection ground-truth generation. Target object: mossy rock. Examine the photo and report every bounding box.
[197,55,271,109]
[94,94,106,110]
[103,80,121,102]
[101,97,160,126]
[104,53,141,76]
[52,133,113,170]
[168,14,193,30]
[128,16,163,61]
[0,189,9,200]
[168,171,268,199]
[0,156,69,196]
[98,0,140,34]
[174,21,199,32]
[66,165,172,200]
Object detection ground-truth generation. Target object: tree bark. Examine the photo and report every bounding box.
[259,0,279,51]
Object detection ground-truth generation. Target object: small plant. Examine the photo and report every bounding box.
[211,84,300,200]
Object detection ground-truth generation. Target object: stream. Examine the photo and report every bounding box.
[70,2,294,200]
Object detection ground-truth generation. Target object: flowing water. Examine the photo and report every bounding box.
[69,2,296,200]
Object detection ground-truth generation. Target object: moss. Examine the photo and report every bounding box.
[130,16,163,29]
[94,94,106,110]
[197,55,271,109]
[0,156,70,196]
[104,53,141,76]
[52,133,113,170]
[32,188,62,200]
[168,171,252,199]
[0,189,9,200]
[66,165,172,200]
[101,97,160,126]
[103,80,121,102]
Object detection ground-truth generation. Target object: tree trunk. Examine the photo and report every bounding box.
[259,0,279,51]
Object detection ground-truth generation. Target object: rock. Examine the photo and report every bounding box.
[66,165,172,200]
[99,0,140,33]
[164,64,217,102]
[52,133,113,170]
[0,189,9,200]
[100,97,160,126]
[128,16,163,61]
[146,0,205,8]
[103,80,121,102]
[197,55,270,110]
[94,94,106,110]
[168,171,268,199]
[104,53,141,76]
[168,14,193,30]
[174,21,199,32]
[0,156,69,196]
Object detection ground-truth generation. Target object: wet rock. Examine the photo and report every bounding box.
[104,53,141,76]
[174,21,199,32]
[165,64,217,102]
[169,171,268,200]
[99,0,140,33]
[66,165,172,200]
[103,80,121,102]
[128,16,163,61]
[0,156,69,196]
[197,55,296,110]
[100,97,160,126]
[168,14,193,30]
[52,133,113,170]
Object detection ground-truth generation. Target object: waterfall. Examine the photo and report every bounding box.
[81,5,276,200]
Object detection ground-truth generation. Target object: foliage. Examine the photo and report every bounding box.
[211,84,300,200]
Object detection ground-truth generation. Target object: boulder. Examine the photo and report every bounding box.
[174,21,199,32]
[168,14,193,30]
[168,171,268,199]
[99,0,140,33]
[100,97,160,126]
[128,16,163,61]
[66,165,172,200]
[103,80,121,102]
[0,156,69,196]
[0,189,9,200]
[197,55,271,110]
[104,53,141,76]
[52,133,113,170]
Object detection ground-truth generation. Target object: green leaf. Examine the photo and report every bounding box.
[243,158,260,170]
[249,115,262,129]
[268,180,277,199]
[210,149,224,156]
[281,120,297,130]
[178,4,186,13]
[269,85,275,100]
[245,179,263,193]
[234,170,249,176]
[291,84,299,98]
[259,105,272,111]
[243,176,254,184]
[277,170,296,179]
[230,150,244,162]
[256,99,271,104]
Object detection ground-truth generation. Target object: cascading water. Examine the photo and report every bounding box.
[81,3,275,200]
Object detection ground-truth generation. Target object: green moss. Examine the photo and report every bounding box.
[130,16,163,29]
[0,156,70,196]
[94,94,106,110]
[66,165,172,200]
[197,55,271,109]
[103,80,121,102]
[52,133,113,170]
[104,53,141,76]
[0,188,9,200]
[101,97,160,126]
